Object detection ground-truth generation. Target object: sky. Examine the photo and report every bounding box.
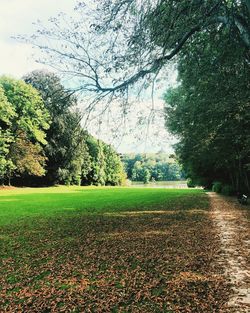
[0,0,177,154]
[0,0,73,77]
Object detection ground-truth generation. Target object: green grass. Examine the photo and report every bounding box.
[0,186,205,226]
[131,180,187,186]
[0,186,229,312]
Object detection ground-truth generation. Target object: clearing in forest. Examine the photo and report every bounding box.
[0,186,233,312]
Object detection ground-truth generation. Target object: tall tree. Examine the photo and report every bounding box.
[24,71,88,185]
[55,111,89,185]
[0,77,50,184]
[104,144,126,185]
[164,28,250,191]
[0,86,16,183]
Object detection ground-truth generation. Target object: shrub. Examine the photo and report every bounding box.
[221,184,234,196]
[212,181,222,193]
[73,175,81,186]
[187,178,195,188]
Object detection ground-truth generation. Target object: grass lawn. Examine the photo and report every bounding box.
[131,181,187,187]
[0,187,229,312]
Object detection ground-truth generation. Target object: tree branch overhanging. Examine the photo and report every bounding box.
[29,0,250,97]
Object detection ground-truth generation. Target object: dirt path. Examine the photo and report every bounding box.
[208,192,250,312]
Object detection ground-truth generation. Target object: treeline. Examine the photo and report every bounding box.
[122,153,185,183]
[165,27,250,194]
[0,71,126,186]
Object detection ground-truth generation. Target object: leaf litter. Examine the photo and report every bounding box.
[0,193,234,312]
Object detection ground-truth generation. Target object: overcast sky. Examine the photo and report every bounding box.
[0,0,74,77]
[0,0,177,153]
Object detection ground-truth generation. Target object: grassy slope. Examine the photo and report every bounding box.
[0,187,229,312]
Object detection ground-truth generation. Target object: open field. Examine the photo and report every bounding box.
[131,181,188,188]
[0,187,230,312]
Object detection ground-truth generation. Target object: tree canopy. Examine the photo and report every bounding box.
[23,71,87,185]
[26,0,249,99]
[164,24,250,192]
[0,76,50,144]
[0,86,16,182]
[0,73,126,187]
[0,76,50,183]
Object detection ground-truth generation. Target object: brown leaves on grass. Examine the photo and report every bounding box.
[0,208,230,312]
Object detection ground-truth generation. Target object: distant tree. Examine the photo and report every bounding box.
[23,70,75,116]
[84,137,106,186]
[104,144,126,185]
[131,161,144,181]
[54,111,88,185]
[123,153,184,182]
[142,168,151,184]
[84,137,126,186]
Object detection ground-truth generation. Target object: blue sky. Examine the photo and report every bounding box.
[0,0,177,153]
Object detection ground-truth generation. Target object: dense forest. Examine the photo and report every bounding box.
[122,153,185,183]
[0,72,126,186]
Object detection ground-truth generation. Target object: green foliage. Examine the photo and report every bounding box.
[212,182,222,194]
[24,70,76,116]
[84,137,126,186]
[123,153,185,182]
[0,72,125,187]
[0,86,16,126]
[2,161,16,185]
[10,134,47,177]
[24,71,85,185]
[0,76,50,144]
[221,185,235,196]
[187,178,196,188]
[23,71,126,187]
[0,77,50,184]
[165,28,250,192]
[0,86,16,181]
[142,168,150,184]
[103,144,126,186]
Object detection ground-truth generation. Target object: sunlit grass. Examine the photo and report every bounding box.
[0,186,228,312]
[0,186,206,226]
